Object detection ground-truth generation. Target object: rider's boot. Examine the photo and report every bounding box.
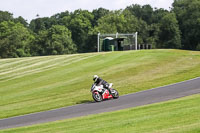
[108,88,112,95]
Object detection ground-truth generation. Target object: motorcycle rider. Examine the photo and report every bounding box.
[93,75,112,94]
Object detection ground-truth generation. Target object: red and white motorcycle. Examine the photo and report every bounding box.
[90,83,119,102]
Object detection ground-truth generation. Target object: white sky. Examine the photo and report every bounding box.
[0,0,174,22]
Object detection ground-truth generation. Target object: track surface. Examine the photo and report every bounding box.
[0,77,200,130]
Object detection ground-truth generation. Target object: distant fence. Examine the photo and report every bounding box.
[123,44,152,50]
[138,44,152,50]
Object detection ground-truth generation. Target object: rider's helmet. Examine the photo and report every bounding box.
[93,75,99,82]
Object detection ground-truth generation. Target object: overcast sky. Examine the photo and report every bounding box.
[0,0,174,22]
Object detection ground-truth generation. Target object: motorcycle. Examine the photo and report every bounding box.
[90,83,119,102]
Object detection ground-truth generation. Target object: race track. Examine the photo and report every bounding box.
[0,77,200,130]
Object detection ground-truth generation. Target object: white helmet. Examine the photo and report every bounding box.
[93,75,99,82]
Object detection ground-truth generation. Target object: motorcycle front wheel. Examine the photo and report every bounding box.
[92,92,103,102]
[111,89,119,99]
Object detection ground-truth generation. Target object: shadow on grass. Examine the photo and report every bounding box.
[76,98,116,104]
[76,100,95,104]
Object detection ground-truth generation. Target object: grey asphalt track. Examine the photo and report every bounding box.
[0,77,200,130]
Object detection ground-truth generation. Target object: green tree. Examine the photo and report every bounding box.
[96,10,139,33]
[146,23,160,48]
[172,0,200,50]
[0,21,33,58]
[157,13,181,48]
[125,5,170,48]
[126,4,154,24]
[29,17,55,33]
[14,16,28,27]
[92,8,110,26]
[32,25,76,55]
[51,11,70,26]
[0,11,13,23]
[68,9,94,52]
[96,10,147,44]
[152,8,169,23]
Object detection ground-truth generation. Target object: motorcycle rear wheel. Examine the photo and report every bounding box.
[92,92,103,102]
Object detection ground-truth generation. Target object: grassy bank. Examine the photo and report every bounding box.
[1,94,200,133]
[0,49,200,118]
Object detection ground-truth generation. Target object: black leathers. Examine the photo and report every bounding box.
[94,77,109,89]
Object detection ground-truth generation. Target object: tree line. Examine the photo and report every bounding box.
[0,0,200,58]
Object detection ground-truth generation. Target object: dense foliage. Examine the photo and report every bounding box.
[0,0,199,58]
[0,21,33,58]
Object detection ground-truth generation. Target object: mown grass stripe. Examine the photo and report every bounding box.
[0,55,71,75]
[0,56,51,69]
[0,54,98,82]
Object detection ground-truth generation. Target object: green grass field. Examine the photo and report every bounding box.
[1,94,200,133]
[0,49,200,119]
